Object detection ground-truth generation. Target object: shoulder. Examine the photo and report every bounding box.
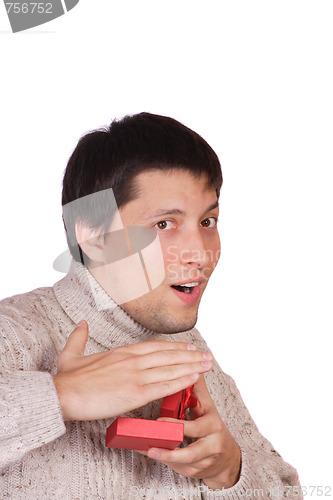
[0,286,66,371]
[0,285,59,329]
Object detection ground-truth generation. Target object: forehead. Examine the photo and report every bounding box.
[119,169,217,225]
[135,168,216,201]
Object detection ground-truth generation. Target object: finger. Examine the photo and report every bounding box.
[140,360,212,386]
[120,340,199,355]
[191,375,216,417]
[156,413,216,440]
[144,373,200,401]
[147,437,215,465]
[62,321,89,357]
[134,348,212,370]
[156,417,184,423]
[182,412,219,439]
[137,349,213,370]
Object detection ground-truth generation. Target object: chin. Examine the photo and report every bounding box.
[160,325,196,335]
[151,314,198,335]
[121,295,199,334]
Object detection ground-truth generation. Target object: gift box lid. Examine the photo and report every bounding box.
[106,417,184,451]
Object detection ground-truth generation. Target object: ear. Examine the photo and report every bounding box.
[75,221,106,265]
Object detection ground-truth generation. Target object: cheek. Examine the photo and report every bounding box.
[206,233,221,266]
[162,242,178,265]
[160,241,180,281]
[213,235,221,264]
[140,233,166,289]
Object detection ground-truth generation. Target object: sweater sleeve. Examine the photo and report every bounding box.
[0,313,66,471]
[200,368,302,499]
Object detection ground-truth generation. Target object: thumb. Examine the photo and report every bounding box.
[190,374,215,418]
[58,321,89,369]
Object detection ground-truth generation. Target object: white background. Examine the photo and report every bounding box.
[1,0,332,493]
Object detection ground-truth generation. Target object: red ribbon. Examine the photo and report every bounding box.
[178,385,196,419]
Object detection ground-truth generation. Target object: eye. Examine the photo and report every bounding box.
[201,217,218,228]
[154,220,174,230]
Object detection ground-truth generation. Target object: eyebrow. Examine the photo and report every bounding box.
[142,201,219,221]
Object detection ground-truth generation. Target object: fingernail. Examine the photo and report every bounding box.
[187,344,197,350]
[75,320,85,328]
[189,373,199,381]
[201,361,212,368]
[148,450,159,459]
[202,352,213,360]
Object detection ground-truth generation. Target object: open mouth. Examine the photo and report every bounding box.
[170,281,201,304]
[171,282,200,294]
[170,281,202,304]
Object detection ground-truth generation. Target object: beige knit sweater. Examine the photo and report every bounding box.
[0,261,301,499]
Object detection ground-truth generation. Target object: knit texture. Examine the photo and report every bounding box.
[0,261,302,499]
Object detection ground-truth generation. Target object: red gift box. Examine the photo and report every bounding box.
[106,417,184,451]
[161,385,197,419]
[105,385,197,451]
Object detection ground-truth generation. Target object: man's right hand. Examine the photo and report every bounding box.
[53,320,213,422]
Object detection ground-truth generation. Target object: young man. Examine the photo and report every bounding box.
[0,113,301,499]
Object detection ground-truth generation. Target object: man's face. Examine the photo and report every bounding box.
[110,169,221,334]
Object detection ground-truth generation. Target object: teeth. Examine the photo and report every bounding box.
[171,282,200,295]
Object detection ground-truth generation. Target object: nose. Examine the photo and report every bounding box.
[178,228,211,269]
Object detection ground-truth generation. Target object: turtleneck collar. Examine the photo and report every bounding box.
[53,259,160,349]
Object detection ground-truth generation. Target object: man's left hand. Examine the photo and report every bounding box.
[140,374,241,490]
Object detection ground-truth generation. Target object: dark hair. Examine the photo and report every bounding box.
[62,112,223,263]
